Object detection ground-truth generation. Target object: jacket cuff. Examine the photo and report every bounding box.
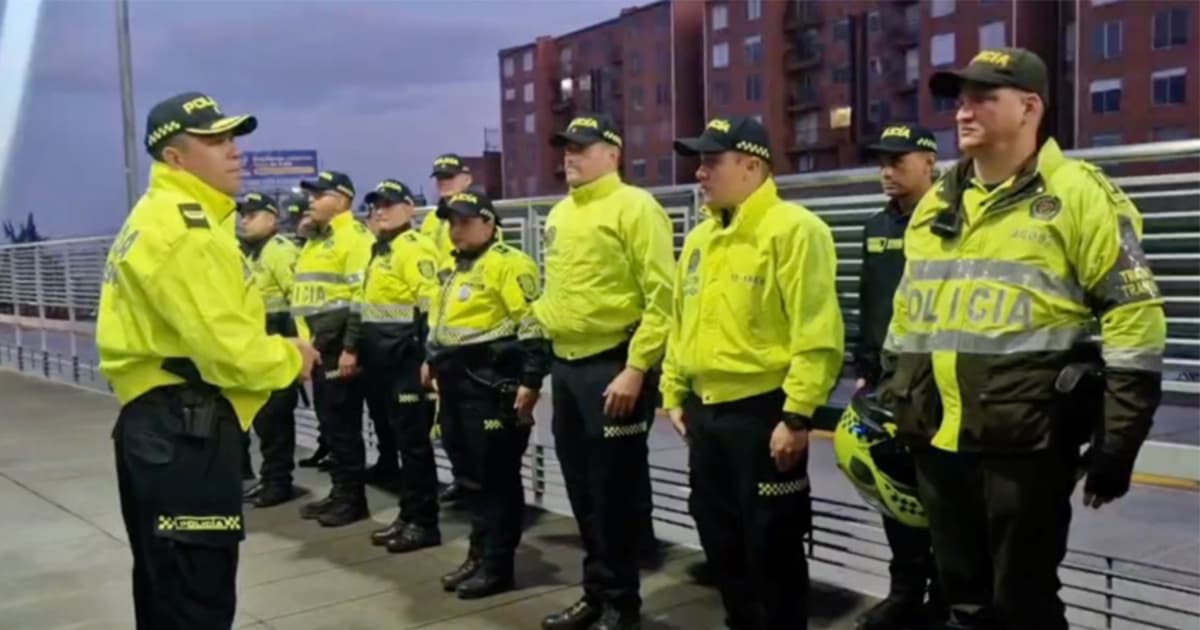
[661,388,686,410]
[783,398,817,417]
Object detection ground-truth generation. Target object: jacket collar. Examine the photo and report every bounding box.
[240,232,276,259]
[311,210,354,240]
[372,222,411,255]
[939,138,1067,205]
[568,171,622,205]
[701,177,780,232]
[148,162,237,226]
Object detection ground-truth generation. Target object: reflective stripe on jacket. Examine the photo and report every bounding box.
[291,211,374,354]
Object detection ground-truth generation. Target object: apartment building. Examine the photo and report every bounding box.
[496,0,703,198]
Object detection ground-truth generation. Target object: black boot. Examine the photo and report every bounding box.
[242,480,263,503]
[438,481,465,504]
[455,566,514,600]
[386,524,441,553]
[299,491,335,520]
[369,515,408,546]
[542,599,602,630]
[298,444,329,468]
[441,553,482,592]
[365,463,402,488]
[590,607,641,630]
[317,491,368,527]
[856,597,925,630]
[255,485,303,508]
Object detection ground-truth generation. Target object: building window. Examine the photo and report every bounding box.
[795,154,815,172]
[867,12,881,33]
[934,96,957,112]
[503,57,515,78]
[504,87,515,101]
[744,35,764,66]
[834,19,850,41]
[522,51,533,72]
[503,118,516,135]
[1153,126,1191,141]
[579,74,592,92]
[1091,133,1123,147]
[711,4,728,30]
[1089,78,1122,113]
[631,159,647,180]
[933,128,958,158]
[931,33,956,67]
[869,56,885,79]
[658,157,672,179]
[523,82,534,103]
[1092,21,1122,60]
[905,48,920,83]
[560,48,573,74]
[712,42,730,68]
[931,0,956,18]
[1152,68,1187,105]
[629,125,645,147]
[657,43,670,72]
[713,81,730,105]
[524,113,536,133]
[748,0,762,20]
[1153,8,1189,49]
[832,65,850,84]
[632,85,644,111]
[868,100,892,125]
[560,77,574,99]
[980,21,1007,50]
[656,82,669,106]
[794,113,819,144]
[745,75,763,101]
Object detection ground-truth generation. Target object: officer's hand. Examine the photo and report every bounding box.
[337,350,357,379]
[420,362,433,389]
[515,386,539,423]
[603,367,644,419]
[853,378,869,399]
[667,408,687,440]
[769,422,809,472]
[288,338,320,382]
[1082,450,1135,510]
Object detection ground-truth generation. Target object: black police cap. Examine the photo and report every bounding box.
[238,192,279,216]
[550,114,623,149]
[930,47,1049,102]
[430,153,472,178]
[435,190,501,225]
[674,116,772,164]
[144,91,256,157]
[867,124,938,156]
[300,170,356,200]
[364,179,417,206]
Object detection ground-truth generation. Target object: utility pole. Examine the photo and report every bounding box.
[114,0,138,211]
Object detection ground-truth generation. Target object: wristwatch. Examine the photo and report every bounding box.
[781,412,812,432]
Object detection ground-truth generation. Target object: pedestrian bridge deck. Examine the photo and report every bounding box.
[0,371,875,630]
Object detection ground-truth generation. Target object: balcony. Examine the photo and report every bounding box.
[785,44,822,72]
[887,68,919,94]
[886,20,919,47]
[785,0,822,29]
[786,135,837,154]
[788,85,820,113]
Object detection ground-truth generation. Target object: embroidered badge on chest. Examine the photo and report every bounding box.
[1030,195,1062,221]
[458,284,472,301]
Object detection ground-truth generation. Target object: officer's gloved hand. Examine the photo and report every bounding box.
[1082,449,1136,509]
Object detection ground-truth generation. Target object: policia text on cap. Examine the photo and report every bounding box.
[880,48,1165,630]
[96,91,319,629]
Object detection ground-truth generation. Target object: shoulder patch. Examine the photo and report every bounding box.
[177,203,209,229]
[418,259,436,279]
[493,242,512,254]
[1080,163,1132,208]
[516,273,539,300]
[403,231,418,242]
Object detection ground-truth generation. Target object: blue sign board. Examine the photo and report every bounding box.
[240,150,319,180]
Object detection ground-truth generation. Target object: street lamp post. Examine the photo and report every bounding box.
[114,0,138,211]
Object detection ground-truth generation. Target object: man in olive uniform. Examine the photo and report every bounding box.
[852,124,945,629]
[293,171,376,526]
[535,114,676,630]
[356,179,444,553]
[97,91,318,628]
[425,191,550,599]
[237,192,305,507]
[663,116,845,630]
[882,48,1165,630]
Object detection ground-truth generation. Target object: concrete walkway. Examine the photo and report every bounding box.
[0,371,873,629]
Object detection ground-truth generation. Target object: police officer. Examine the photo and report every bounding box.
[293,170,376,526]
[237,192,305,508]
[852,124,945,630]
[881,48,1165,630]
[97,92,318,628]
[358,202,403,488]
[663,116,845,630]
[535,114,675,630]
[425,152,479,505]
[357,179,444,553]
[424,191,550,599]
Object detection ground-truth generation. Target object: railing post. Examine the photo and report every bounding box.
[533,444,546,507]
[10,251,21,350]
[63,246,79,364]
[34,244,48,353]
[1105,556,1114,629]
[17,346,24,371]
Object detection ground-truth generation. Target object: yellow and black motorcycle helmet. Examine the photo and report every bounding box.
[833,395,927,528]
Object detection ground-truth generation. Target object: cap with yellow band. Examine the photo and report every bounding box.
[144,91,256,157]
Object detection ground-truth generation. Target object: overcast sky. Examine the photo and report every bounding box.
[0,0,630,238]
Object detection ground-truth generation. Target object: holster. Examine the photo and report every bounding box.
[161,358,225,438]
[464,366,520,424]
[1055,361,1104,449]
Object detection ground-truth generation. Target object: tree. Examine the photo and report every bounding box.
[2,213,45,243]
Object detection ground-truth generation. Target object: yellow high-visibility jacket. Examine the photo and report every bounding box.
[243,233,299,334]
[292,211,374,355]
[419,212,455,264]
[96,163,301,430]
[660,178,845,417]
[881,139,1166,456]
[357,226,439,368]
[532,172,676,370]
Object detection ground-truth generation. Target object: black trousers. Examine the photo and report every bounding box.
[113,387,244,630]
[312,365,365,496]
[438,392,473,488]
[372,365,439,527]
[551,347,656,613]
[881,515,939,605]
[687,390,811,630]
[364,376,398,471]
[250,386,298,489]
[914,446,1078,630]
[437,365,530,574]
